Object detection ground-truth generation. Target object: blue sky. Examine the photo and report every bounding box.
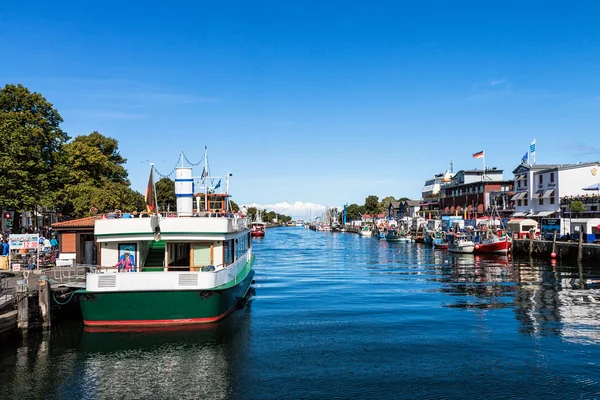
[2,1,600,216]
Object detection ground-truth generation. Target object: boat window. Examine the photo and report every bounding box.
[224,240,234,265]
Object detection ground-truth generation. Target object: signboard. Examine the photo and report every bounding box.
[12,263,21,271]
[9,234,40,249]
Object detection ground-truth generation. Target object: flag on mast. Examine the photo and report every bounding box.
[473,151,484,159]
[145,167,156,213]
[530,139,536,164]
[521,152,528,164]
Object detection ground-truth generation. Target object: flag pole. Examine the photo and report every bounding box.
[151,163,159,215]
[483,151,486,181]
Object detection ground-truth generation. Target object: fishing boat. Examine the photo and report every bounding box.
[385,228,412,242]
[474,233,512,254]
[359,226,373,237]
[433,240,448,250]
[251,211,266,237]
[79,151,255,328]
[447,233,475,254]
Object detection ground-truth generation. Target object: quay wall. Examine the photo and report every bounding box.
[513,239,600,261]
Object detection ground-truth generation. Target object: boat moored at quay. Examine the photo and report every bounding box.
[79,154,255,328]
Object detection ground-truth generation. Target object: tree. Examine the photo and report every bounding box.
[155,177,176,211]
[568,200,585,217]
[346,203,365,221]
[230,200,240,212]
[364,195,381,215]
[379,196,397,215]
[0,84,70,229]
[58,131,143,217]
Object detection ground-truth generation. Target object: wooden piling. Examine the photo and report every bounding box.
[16,279,29,331]
[529,231,534,255]
[552,231,557,254]
[578,232,583,263]
[38,275,51,328]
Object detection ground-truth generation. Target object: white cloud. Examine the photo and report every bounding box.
[247,201,333,218]
[490,78,507,86]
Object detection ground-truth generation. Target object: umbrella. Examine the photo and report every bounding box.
[582,183,600,191]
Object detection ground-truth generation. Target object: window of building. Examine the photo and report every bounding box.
[524,198,528,206]
[550,172,554,183]
[539,197,544,206]
[524,179,528,186]
[539,175,543,184]
[550,196,555,205]
[517,199,522,206]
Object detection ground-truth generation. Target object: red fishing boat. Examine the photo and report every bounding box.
[474,234,511,254]
[251,211,266,237]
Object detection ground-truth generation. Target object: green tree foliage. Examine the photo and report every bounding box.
[155,177,176,211]
[229,200,240,212]
[0,84,69,214]
[379,196,397,214]
[59,131,144,217]
[345,203,365,221]
[568,200,585,217]
[364,195,381,215]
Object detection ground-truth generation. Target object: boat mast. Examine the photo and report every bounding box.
[203,146,208,212]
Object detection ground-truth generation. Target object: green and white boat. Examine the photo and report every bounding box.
[80,152,255,328]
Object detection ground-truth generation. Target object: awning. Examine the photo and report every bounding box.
[511,212,527,217]
[536,211,555,217]
[541,189,555,198]
[511,192,527,201]
[535,190,544,198]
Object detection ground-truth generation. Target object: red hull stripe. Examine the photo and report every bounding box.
[84,303,238,327]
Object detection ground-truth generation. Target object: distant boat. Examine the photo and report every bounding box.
[359,226,373,237]
[251,211,266,237]
[386,229,412,242]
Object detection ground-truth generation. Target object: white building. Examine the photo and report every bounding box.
[421,170,454,198]
[511,162,600,218]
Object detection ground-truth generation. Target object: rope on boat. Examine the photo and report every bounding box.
[51,290,77,305]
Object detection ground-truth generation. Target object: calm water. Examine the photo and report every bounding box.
[2,227,600,399]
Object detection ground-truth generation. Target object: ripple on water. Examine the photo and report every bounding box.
[2,227,600,399]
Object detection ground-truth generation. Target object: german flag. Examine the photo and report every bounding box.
[472,150,484,159]
[145,167,156,213]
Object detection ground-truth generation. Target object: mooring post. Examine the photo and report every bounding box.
[578,231,583,263]
[529,230,534,255]
[38,275,51,328]
[16,279,29,332]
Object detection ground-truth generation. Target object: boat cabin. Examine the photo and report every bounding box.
[94,214,250,273]
[507,218,539,239]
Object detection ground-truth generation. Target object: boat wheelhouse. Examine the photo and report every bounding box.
[80,152,255,328]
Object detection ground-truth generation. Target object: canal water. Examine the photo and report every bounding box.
[2,227,600,399]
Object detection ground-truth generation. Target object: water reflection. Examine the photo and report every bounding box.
[514,259,600,344]
[0,300,254,400]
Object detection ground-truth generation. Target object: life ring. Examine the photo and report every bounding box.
[453,240,459,246]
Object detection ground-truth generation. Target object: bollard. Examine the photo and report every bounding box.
[16,279,29,331]
[38,275,51,328]
[529,232,533,255]
[551,231,557,259]
[578,232,583,263]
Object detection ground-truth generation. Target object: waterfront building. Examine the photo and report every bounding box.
[512,161,600,218]
[52,216,97,264]
[439,168,514,217]
[421,170,454,199]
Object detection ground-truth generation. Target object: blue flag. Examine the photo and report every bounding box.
[214,179,221,190]
[521,152,528,164]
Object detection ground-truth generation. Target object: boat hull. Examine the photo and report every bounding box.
[433,242,448,250]
[474,238,512,254]
[251,231,265,237]
[80,264,255,327]
[448,245,475,254]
